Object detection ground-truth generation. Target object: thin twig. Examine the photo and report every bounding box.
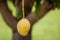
[22,0,25,18]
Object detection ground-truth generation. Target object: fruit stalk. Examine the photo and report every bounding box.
[22,0,25,18]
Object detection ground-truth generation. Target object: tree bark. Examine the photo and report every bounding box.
[0,3,17,32]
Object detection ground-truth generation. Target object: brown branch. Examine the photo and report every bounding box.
[13,32,31,40]
[26,0,54,26]
[38,0,54,18]
[24,0,35,16]
[13,0,21,17]
[0,2,17,32]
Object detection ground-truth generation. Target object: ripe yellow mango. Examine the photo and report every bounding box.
[17,18,30,36]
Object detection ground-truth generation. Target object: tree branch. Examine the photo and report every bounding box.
[26,0,54,26]
[0,2,17,32]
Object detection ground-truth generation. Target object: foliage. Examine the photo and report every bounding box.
[53,0,60,8]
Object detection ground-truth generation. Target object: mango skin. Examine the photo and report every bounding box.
[17,18,30,36]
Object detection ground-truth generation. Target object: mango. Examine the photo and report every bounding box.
[17,18,30,36]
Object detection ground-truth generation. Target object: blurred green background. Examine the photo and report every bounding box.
[32,8,60,40]
[0,14,12,40]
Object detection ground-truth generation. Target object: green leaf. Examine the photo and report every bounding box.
[17,7,22,20]
[32,8,60,40]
